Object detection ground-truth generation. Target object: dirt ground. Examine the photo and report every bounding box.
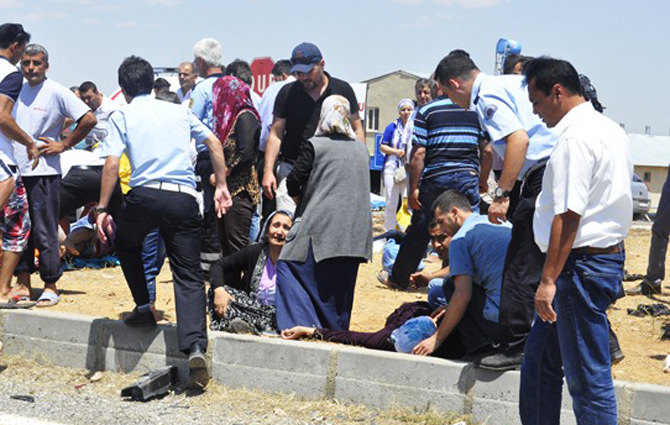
[17,222,670,387]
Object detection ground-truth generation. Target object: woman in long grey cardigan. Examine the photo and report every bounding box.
[275,95,372,331]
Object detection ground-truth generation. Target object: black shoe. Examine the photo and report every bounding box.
[188,344,209,390]
[124,307,157,328]
[229,317,258,335]
[477,351,524,371]
[609,323,625,365]
[625,278,662,296]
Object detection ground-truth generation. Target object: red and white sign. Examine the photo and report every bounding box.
[250,57,274,96]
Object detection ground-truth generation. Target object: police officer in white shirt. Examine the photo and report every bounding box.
[96,55,232,389]
[12,43,97,307]
[521,57,632,425]
[436,50,556,370]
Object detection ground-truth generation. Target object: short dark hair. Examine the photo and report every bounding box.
[78,81,98,94]
[414,78,438,99]
[224,59,252,86]
[153,77,170,91]
[432,189,472,215]
[434,53,479,85]
[0,23,30,49]
[118,55,154,98]
[155,90,181,104]
[523,56,581,96]
[272,59,292,76]
[503,54,533,75]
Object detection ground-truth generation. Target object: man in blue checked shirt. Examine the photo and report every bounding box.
[96,55,232,390]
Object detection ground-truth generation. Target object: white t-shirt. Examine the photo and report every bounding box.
[60,148,104,179]
[13,78,91,176]
[533,102,633,252]
[85,95,120,147]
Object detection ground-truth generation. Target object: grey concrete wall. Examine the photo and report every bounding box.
[1,310,668,425]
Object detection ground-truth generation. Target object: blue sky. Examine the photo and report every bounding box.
[3,0,668,135]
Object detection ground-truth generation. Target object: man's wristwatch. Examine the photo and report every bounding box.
[94,206,108,216]
[494,187,512,199]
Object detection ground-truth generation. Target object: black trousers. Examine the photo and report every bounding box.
[15,175,62,283]
[115,187,207,354]
[59,166,123,219]
[217,191,255,287]
[441,277,501,354]
[195,152,221,274]
[498,165,546,352]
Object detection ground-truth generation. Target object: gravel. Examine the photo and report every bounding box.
[0,354,470,425]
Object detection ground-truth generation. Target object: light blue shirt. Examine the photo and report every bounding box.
[470,73,557,179]
[190,74,223,152]
[100,95,213,189]
[448,213,511,323]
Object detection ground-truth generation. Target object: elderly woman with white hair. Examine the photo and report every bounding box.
[274,95,372,331]
[380,98,414,231]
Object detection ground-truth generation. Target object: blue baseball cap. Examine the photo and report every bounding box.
[290,42,322,74]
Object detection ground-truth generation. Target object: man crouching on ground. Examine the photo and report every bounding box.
[95,55,232,389]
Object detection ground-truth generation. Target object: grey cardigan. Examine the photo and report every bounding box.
[279,136,372,263]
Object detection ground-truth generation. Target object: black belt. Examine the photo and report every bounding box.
[71,165,102,171]
[571,242,624,255]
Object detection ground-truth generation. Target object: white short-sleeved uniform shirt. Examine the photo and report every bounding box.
[13,79,91,176]
[189,74,223,152]
[99,95,213,189]
[86,96,120,147]
[470,73,557,179]
[533,102,633,252]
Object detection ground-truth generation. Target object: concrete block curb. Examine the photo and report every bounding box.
[1,310,668,425]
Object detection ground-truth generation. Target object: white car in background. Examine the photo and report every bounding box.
[632,173,651,220]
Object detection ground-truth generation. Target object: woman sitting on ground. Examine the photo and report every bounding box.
[209,210,293,334]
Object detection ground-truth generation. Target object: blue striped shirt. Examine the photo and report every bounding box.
[413,97,483,181]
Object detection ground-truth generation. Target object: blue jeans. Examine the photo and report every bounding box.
[390,171,479,288]
[520,250,624,425]
[141,227,166,304]
[427,277,447,310]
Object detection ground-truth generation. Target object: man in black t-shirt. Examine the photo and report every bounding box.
[262,42,364,213]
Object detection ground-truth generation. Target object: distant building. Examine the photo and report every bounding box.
[361,70,424,153]
[628,133,670,212]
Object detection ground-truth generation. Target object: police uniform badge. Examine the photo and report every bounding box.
[484,104,497,120]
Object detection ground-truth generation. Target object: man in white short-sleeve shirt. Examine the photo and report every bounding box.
[11,44,97,306]
[520,57,632,425]
[79,80,119,147]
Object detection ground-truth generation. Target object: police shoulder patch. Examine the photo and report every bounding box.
[484,104,497,120]
[189,98,194,109]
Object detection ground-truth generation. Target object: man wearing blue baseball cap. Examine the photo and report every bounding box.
[262,42,364,213]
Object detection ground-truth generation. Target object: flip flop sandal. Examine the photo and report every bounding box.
[36,291,60,308]
[0,298,37,309]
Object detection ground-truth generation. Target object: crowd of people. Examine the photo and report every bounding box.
[0,21,653,425]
